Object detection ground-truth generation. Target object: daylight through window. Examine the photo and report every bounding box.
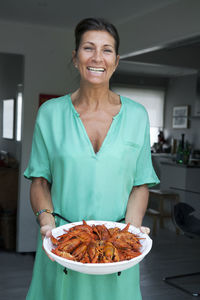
[2,99,14,139]
[112,86,165,146]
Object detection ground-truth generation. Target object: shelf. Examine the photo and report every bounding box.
[190,115,200,119]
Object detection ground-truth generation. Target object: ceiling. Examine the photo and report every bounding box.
[0,0,198,79]
[0,0,178,29]
[121,37,200,78]
[123,38,200,68]
[117,59,198,79]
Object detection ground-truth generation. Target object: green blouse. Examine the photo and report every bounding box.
[24,94,159,222]
[24,94,159,300]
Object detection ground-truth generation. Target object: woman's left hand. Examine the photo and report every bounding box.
[140,226,150,235]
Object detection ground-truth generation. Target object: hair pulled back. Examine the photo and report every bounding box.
[74,18,120,55]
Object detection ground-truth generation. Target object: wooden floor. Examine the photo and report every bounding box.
[0,220,200,300]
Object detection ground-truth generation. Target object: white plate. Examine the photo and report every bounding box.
[43,220,152,275]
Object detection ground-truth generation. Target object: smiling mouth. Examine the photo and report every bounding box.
[87,67,105,73]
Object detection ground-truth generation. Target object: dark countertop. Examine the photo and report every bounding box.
[160,160,200,168]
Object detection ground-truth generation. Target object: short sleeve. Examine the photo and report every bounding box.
[24,119,52,183]
[133,115,160,188]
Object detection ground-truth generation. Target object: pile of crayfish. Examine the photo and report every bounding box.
[51,221,143,263]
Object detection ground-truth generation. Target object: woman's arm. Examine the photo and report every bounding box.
[30,177,55,240]
[125,184,149,232]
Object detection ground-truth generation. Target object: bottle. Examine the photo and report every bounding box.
[183,141,190,164]
[176,134,185,164]
[171,138,177,154]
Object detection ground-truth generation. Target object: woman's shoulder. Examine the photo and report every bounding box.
[35,94,71,126]
[121,95,148,117]
[39,94,70,110]
[37,94,70,117]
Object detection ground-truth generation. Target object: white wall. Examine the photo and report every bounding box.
[164,74,200,148]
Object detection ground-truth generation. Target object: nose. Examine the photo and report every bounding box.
[92,49,103,63]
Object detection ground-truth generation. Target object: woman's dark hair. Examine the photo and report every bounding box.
[75,18,120,55]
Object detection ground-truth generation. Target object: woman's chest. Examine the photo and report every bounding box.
[80,112,114,154]
[45,103,145,161]
[48,115,142,179]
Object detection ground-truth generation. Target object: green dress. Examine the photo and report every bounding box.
[24,94,159,300]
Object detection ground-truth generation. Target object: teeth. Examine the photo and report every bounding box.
[87,67,104,72]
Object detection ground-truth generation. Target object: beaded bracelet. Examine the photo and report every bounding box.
[35,209,53,217]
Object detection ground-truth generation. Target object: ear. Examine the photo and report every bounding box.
[114,55,120,70]
[72,50,77,67]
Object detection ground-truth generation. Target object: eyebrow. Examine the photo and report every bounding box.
[82,41,114,48]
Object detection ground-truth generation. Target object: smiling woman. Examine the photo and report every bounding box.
[72,29,119,87]
[24,17,159,300]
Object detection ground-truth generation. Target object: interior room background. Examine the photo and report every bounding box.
[0,0,200,252]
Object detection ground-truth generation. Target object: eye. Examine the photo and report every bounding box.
[104,49,113,53]
[84,47,93,51]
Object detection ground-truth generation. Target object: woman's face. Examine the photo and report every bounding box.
[73,30,120,86]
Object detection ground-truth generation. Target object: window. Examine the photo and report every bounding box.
[2,85,23,141]
[112,86,165,146]
[16,90,23,141]
[2,99,15,139]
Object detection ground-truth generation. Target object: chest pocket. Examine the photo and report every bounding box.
[124,141,140,148]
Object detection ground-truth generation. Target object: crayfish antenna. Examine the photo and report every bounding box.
[122,223,130,232]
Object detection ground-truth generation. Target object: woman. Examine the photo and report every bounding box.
[24,18,159,300]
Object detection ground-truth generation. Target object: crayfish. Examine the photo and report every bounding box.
[51,220,142,263]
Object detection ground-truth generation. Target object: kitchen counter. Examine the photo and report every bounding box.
[160,160,200,168]
[159,162,200,211]
[151,153,200,231]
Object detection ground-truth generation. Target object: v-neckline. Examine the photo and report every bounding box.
[68,94,124,157]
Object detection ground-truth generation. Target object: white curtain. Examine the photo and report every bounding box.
[112,86,165,145]
[112,86,164,127]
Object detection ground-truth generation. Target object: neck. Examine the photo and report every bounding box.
[73,82,114,109]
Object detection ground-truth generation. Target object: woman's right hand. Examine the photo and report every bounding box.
[41,225,55,261]
[38,213,56,261]
[40,223,55,241]
[38,211,55,239]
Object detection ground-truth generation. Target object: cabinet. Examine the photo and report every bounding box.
[0,167,19,250]
[151,153,173,188]
[0,167,19,211]
[160,162,200,210]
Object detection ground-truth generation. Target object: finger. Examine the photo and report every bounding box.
[140,226,150,235]
[45,229,53,238]
[40,225,53,238]
[40,225,55,261]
